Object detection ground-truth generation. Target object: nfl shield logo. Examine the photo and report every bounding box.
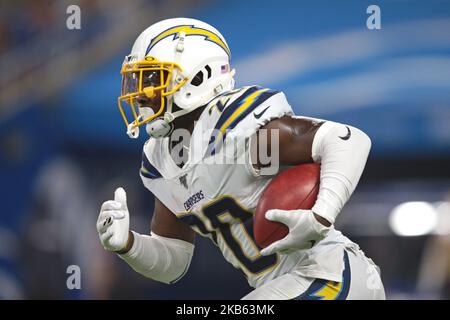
[179,174,188,189]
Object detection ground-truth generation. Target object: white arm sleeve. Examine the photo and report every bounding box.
[311,121,371,224]
[118,231,194,284]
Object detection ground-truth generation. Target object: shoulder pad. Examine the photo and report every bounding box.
[205,86,293,156]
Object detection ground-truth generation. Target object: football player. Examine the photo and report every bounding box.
[96,18,385,299]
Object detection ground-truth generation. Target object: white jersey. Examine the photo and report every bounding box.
[140,86,357,288]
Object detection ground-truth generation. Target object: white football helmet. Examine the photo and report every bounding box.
[118,18,235,138]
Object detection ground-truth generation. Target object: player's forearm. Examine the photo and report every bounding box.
[311,121,371,224]
[118,231,194,284]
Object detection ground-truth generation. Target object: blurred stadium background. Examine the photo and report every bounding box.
[1,0,450,299]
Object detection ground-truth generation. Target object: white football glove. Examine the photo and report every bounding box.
[97,187,130,252]
[260,209,330,256]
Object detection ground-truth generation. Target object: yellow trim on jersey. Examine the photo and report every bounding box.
[312,281,343,300]
[218,88,268,135]
[176,211,192,218]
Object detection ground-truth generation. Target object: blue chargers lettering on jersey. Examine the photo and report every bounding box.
[140,152,162,179]
[184,190,205,211]
[206,86,279,156]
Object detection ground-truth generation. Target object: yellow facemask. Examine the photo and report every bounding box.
[117,56,188,131]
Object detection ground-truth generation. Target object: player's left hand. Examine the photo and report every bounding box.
[97,187,130,252]
[260,209,331,255]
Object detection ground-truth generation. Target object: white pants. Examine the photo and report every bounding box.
[242,248,385,300]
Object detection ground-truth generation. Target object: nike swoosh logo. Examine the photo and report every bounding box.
[253,106,270,119]
[339,126,351,141]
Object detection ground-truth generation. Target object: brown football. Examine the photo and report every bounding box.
[254,163,321,248]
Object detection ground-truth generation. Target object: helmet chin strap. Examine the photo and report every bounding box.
[127,115,142,139]
[145,118,173,138]
[127,124,140,139]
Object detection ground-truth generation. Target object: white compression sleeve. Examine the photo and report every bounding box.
[118,231,194,284]
[311,121,371,224]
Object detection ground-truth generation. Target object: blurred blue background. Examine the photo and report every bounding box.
[1,0,450,299]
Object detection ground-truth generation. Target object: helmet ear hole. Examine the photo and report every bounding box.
[205,65,212,79]
[190,70,204,87]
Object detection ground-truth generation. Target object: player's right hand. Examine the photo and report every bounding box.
[97,187,130,252]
